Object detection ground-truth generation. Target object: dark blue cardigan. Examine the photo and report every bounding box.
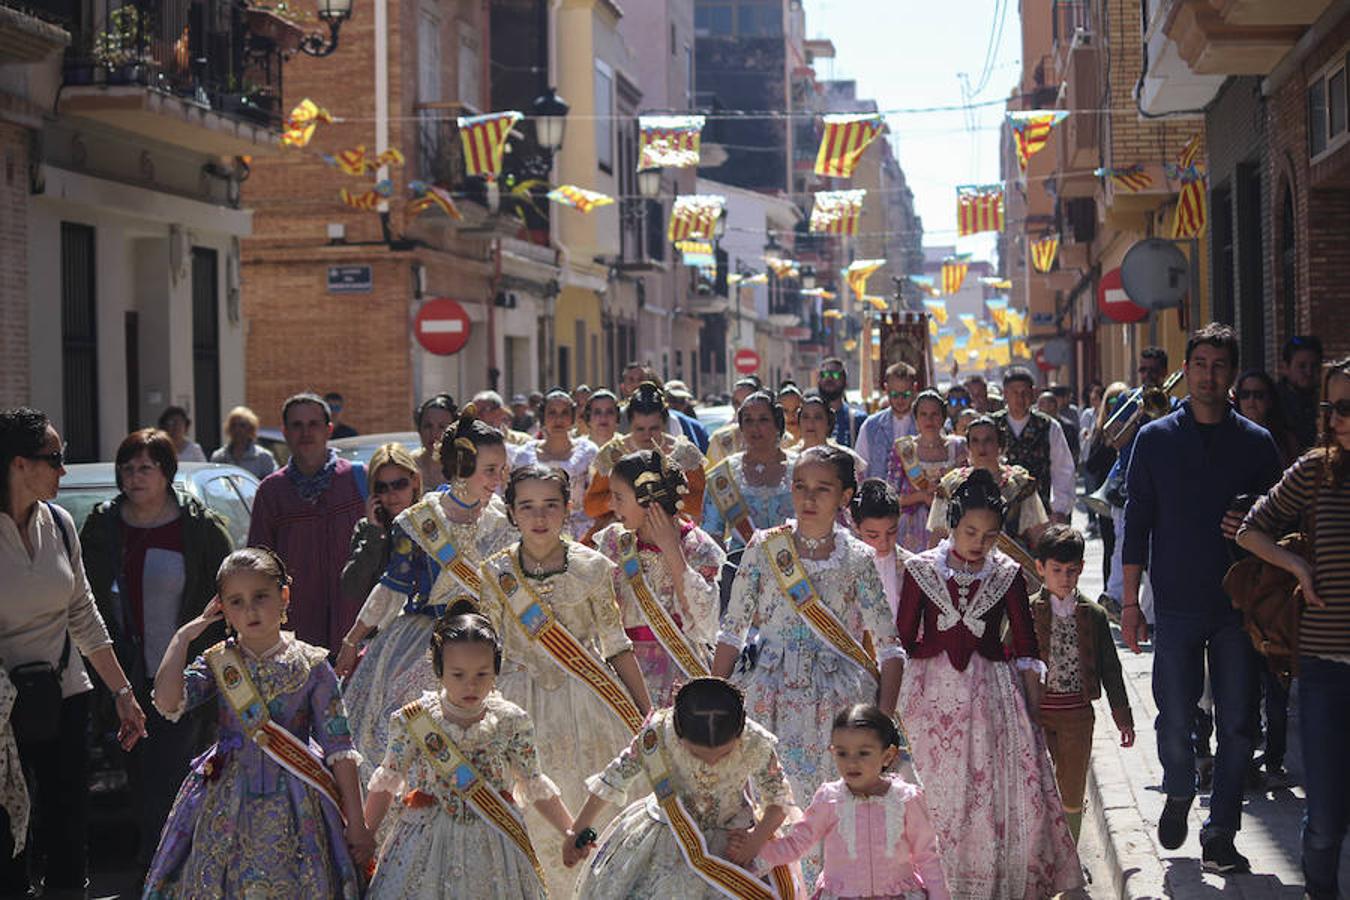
[1122,400,1284,620]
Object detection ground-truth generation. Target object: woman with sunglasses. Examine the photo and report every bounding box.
[1238,359,1350,900]
[338,443,424,611]
[1233,369,1301,467]
[0,408,147,894]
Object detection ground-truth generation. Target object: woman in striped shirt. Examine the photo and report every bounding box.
[1237,357,1350,900]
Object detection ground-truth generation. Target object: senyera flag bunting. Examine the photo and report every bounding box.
[809,189,867,235]
[956,185,1004,236]
[814,113,886,178]
[1007,110,1067,171]
[407,182,462,220]
[1030,235,1059,273]
[638,115,705,169]
[1095,165,1153,193]
[457,111,523,180]
[941,256,970,295]
[668,195,726,242]
[1170,135,1207,239]
[281,98,334,148]
[547,185,615,214]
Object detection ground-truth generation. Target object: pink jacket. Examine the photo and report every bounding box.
[757,775,950,900]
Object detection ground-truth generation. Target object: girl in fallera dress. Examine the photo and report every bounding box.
[740,703,950,900]
[567,677,802,899]
[713,445,907,882]
[477,464,653,896]
[891,391,968,552]
[593,450,725,705]
[363,601,574,899]
[513,389,600,540]
[896,468,1082,899]
[144,549,372,899]
[703,391,798,553]
[335,410,516,787]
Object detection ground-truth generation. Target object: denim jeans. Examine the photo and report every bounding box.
[1299,655,1350,899]
[1258,666,1289,767]
[1152,613,1258,840]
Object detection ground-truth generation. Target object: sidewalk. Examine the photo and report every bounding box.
[1076,516,1345,899]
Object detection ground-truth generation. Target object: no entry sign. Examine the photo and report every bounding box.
[733,347,761,374]
[1098,267,1148,324]
[414,298,471,356]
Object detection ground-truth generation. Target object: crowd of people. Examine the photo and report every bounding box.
[0,323,1343,899]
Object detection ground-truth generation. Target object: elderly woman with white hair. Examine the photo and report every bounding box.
[208,405,277,479]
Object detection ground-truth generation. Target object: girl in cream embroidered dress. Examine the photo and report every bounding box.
[573,706,796,899]
[365,691,558,900]
[341,489,515,784]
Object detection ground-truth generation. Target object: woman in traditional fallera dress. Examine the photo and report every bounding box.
[713,445,906,882]
[926,416,1048,549]
[593,449,724,706]
[145,549,371,899]
[335,412,516,786]
[891,390,968,552]
[896,468,1082,899]
[477,464,653,897]
[703,391,797,553]
[363,603,574,900]
[567,677,802,899]
[513,389,600,540]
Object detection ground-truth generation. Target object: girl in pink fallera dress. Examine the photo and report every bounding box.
[737,703,950,900]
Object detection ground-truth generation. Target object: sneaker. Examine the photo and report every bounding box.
[1158,795,1193,850]
[1202,837,1251,874]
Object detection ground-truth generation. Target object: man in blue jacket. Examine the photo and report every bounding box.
[1120,323,1284,874]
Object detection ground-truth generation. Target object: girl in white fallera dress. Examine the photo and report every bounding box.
[476,464,653,897]
[567,677,802,899]
[712,445,908,883]
[335,412,517,786]
[593,449,724,706]
[363,602,575,900]
[513,389,599,540]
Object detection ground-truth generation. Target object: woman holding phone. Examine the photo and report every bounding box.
[338,443,423,608]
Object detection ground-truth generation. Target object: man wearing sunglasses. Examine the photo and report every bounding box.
[945,385,973,426]
[1278,335,1323,452]
[814,357,868,450]
[855,361,919,481]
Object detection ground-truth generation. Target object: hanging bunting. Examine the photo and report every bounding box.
[326,146,405,176]
[1030,235,1060,273]
[1171,135,1207,239]
[1007,308,1028,337]
[814,113,886,178]
[934,332,956,360]
[457,111,523,180]
[407,183,462,220]
[764,258,799,279]
[1094,165,1153,193]
[1013,339,1031,358]
[339,188,380,211]
[638,115,705,169]
[959,313,980,337]
[941,258,970,295]
[864,295,889,311]
[281,98,334,148]
[844,259,886,302]
[1007,110,1068,171]
[929,317,940,336]
[956,185,1004,236]
[809,189,867,234]
[675,240,715,267]
[990,339,1013,367]
[986,297,1010,333]
[822,309,845,319]
[667,194,726,241]
[922,298,948,324]
[979,276,1013,289]
[547,185,616,214]
[842,338,859,352]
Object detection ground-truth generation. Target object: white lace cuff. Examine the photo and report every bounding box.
[584,772,628,806]
[716,633,745,652]
[367,765,405,795]
[514,773,561,804]
[877,643,908,664]
[1014,657,1048,682]
[151,690,186,724]
[359,584,404,629]
[326,748,364,766]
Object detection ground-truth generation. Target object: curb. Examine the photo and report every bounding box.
[1086,704,1169,899]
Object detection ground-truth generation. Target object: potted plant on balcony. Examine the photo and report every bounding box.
[92,5,153,84]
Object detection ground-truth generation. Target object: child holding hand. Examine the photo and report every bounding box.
[733,704,950,900]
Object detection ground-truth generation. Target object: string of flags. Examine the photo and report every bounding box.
[814,113,886,178]
[979,276,1013,289]
[667,195,726,241]
[1095,164,1153,192]
[922,298,948,324]
[956,185,1004,236]
[1007,110,1068,171]
[406,183,462,220]
[941,255,970,295]
[764,258,800,279]
[638,115,705,169]
[809,189,867,235]
[458,111,522,180]
[325,146,405,176]
[1030,235,1059,273]
[546,185,615,213]
[281,99,333,148]
[909,275,941,297]
[1170,135,1207,239]
[845,259,886,302]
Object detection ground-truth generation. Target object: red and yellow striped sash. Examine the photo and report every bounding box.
[616,530,710,680]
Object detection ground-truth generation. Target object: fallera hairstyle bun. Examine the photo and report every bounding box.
[799,393,836,431]
[611,449,689,516]
[438,404,506,482]
[946,466,1008,528]
[796,444,858,494]
[503,464,570,527]
[832,703,902,752]
[736,390,787,436]
[216,547,291,592]
[673,678,747,748]
[850,478,900,526]
[912,389,947,419]
[624,382,670,424]
[430,599,502,676]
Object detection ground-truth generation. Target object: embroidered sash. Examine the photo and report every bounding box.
[204,642,345,819]
[635,722,797,900]
[403,498,482,607]
[486,552,645,734]
[616,530,710,680]
[706,459,755,545]
[760,527,880,682]
[401,701,547,892]
[893,436,928,490]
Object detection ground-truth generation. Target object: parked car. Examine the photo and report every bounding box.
[54,462,261,549]
[256,426,291,466]
[695,404,735,434]
[329,431,421,468]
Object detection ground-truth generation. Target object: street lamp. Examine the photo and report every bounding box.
[713,209,727,239]
[763,232,782,262]
[800,264,817,290]
[299,0,353,57]
[637,167,662,198]
[532,87,570,153]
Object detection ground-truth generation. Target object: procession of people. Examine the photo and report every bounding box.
[0,321,1345,899]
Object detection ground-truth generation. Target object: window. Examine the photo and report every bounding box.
[1306,49,1350,160]
[594,63,613,172]
[1332,68,1347,137]
[738,1,782,36]
[60,222,98,463]
[1309,77,1327,156]
[694,4,733,35]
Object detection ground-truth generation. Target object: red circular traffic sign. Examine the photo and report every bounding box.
[1034,347,1056,372]
[414,298,471,355]
[1098,267,1148,324]
[733,347,761,374]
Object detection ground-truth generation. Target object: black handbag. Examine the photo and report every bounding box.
[9,635,70,745]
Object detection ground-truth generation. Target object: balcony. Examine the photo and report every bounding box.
[0,3,69,63]
[50,0,290,155]
[1057,39,1099,170]
[1163,0,1309,75]
[1051,0,1090,79]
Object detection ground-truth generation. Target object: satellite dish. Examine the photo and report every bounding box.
[1121,238,1190,310]
[1043,337,1073,367]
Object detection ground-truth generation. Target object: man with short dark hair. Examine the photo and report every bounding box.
[992,367,1075,524]
[816,357,867,448]
[855,361,919,481]
[1138,346,1169,388]
[248,392,367,650]
[1120,323,1284,874]
[964,373,990,413]
[324,391,358,439]
[1279,335,1323,451]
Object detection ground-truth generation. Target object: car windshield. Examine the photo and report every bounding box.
[51,486,114,532]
